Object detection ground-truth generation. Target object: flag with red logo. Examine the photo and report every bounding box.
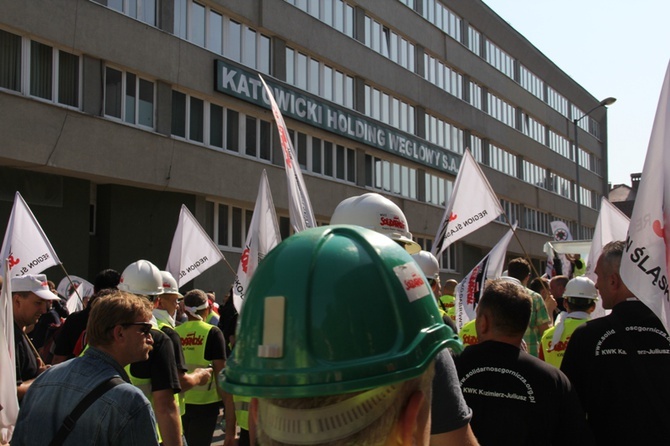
[57,276,95,314]
[432,149,503,258]
[620,61,670,332]
[0,191,60,276]
[546,220,573,278]
[0,259,19,442]
[166,205,225,288]
[233,170,281,313]
[454,224,516,330]
[586,198,630,319]
[259,75,316,233]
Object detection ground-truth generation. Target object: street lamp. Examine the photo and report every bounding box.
[573,96,616,239]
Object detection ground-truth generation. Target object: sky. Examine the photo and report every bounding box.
[482,0,670,186]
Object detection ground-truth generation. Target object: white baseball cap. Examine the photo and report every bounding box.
[11,274,60,301]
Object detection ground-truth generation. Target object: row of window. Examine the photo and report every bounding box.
[285,48,355,109]
[394,0,604,142]
[0,30,80,108]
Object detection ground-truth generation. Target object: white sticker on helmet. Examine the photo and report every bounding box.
[393,262,431,302]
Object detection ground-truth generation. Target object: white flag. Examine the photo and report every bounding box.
[586,198,630,319]
[259,75,316,233]
[233,170,281,314]
[57,276,95,314]
[0,192,60,276]
[0,260,19,442]
[432,149,503,258]
[166,205,225,288]
[454,224,517,330]
[620,61,670,332]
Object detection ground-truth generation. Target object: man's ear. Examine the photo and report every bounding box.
[398,391,425,445]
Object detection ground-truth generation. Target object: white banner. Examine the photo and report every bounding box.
[432,149,503,258]
[549,220,573,278]
[586,198,630,319]
[259,75,316,233]
[454,224,516,330]
[0,192,60,276]
[620,61,670,332]
[233,170,281,314]
[0,260,19,442]
[166,205,225,288]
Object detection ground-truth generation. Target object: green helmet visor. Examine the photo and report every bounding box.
[222,225,457,398]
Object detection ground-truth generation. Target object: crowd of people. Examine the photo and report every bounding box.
[4,192,670,445]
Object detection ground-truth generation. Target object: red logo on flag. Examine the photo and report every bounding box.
[240,247,250,274]
[449,213,458,222]
[8,254,20,269]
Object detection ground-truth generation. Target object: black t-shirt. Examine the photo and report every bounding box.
[52,307,90,358]
[129,328,181,393]
[203,326,226,361]
[161,325,188,374]
[15,323,40,385]
[455,340,592,445]
[430,348,473,435]
[561,300,670,445]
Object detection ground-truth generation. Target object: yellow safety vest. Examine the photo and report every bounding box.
[540,317,588,368]
[459,319,478,348]
[174,320,220,405]
[233,395,251,430]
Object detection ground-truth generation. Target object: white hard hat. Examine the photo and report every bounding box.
[160,271,182,297]
[411,251,440,280]
[118,260,163,296]
[331,193,421,254]
[564,276,598,300]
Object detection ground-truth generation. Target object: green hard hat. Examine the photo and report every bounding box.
[221,225,458,398]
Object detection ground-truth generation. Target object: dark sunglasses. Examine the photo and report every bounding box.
[121,322,153,336]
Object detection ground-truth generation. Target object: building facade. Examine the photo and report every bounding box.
[0,0,609,294]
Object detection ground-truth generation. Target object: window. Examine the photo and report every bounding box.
[487,92,516,128]
[0,29,21,91]
[174,2,271,73]
[421,0,462,42]
[364,16,415,72]
[521,112,546,145]
[285,0,355,37]
[519,64,544,101]
[416,237,457,272]
[171,90,272,160]
[485,40,514,79]
[212,202,251,249]
[365,85,414,134]
[425,114,464,154]
[289,130,356,182]
[286,48,354,109]
[105,67,154,128]
[425,173,453,206]
[497,199,520,225]
[522,160,547,189]
[424,54,463,100]
[488,144,517,177]
[108,0,158,26]
[365,155,416,199]
[524,207,549,234]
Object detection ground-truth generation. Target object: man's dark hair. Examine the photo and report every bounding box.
[94,268,121,293]
[507,257,531,282]
[600,240,625,274]
[550,275,569,288]
[529,277,549,295]
[478,280,532,336]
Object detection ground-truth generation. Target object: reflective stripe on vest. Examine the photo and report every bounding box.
[174,320,220,405]
[233,395,252,430]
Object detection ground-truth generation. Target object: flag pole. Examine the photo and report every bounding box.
[221,256,237,276]
[58,263,83,306]
[498,210,550,294]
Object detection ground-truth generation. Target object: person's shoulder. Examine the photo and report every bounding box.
[541,325,556,340]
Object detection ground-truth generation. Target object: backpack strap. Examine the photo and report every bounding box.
[49,376,125,446]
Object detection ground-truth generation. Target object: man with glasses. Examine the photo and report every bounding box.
[13,291,160,445]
